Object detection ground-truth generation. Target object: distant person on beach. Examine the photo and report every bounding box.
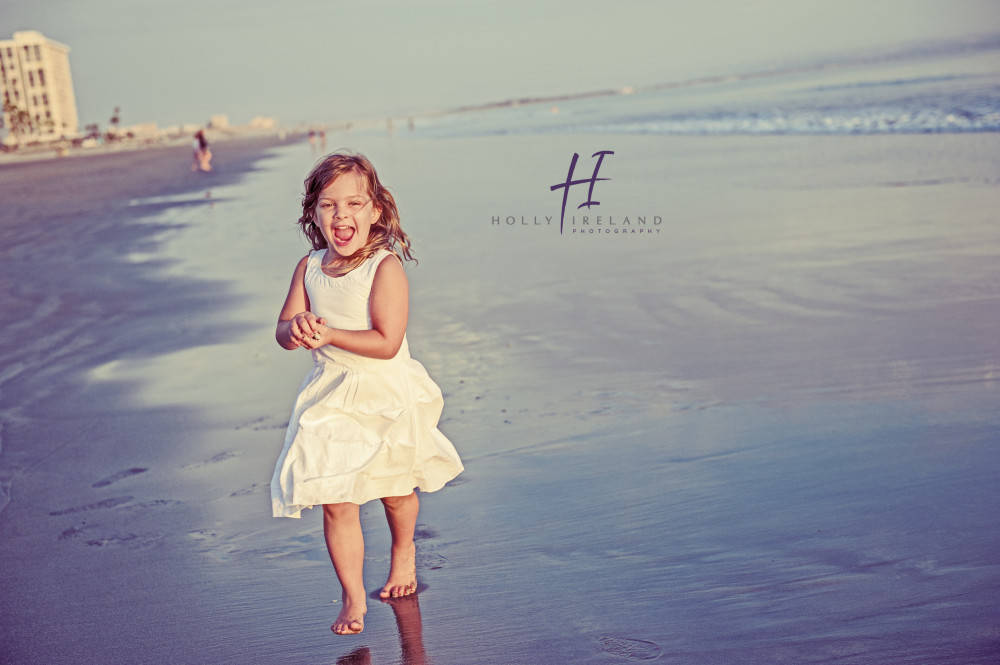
[191,129,212,172]
[270,152,464,636]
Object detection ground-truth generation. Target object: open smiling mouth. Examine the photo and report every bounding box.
[333,226,355,244]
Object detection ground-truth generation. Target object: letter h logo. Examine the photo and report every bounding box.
[550,150,614,235]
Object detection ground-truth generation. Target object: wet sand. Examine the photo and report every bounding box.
[0,132,998,664]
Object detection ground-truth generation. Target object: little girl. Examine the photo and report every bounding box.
[270,151,464,635]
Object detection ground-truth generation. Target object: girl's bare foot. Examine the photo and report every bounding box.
[332,594,367,635]
[380,541,417,599]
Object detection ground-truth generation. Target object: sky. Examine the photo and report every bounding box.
[2,0,999,130]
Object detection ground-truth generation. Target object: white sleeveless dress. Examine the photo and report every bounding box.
[271,248,464,518]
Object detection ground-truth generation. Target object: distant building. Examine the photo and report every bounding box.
[121,122,159,140]
[249,116,277,130]
[0,30,80,144]
[208,114,229,130]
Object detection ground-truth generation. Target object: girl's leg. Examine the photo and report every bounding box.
[379,491,419,599]
[323,502,367,634]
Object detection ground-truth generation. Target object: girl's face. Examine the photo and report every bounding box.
[314,172,381,258]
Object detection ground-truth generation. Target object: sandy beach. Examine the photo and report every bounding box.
[1,129,998,664]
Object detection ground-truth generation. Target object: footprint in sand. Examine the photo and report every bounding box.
[59,523,160,549]
[86,534,138,547]
[598,637,663,660]
[233,416,288,432]
[414,525,438,540]
[412,524,450,570]
[118,498,182,513]
[59,524,91,541]
[85,533,161,548]
[416,551,449,570]
[184,451,239,469]
[92,467,148,488]
[49,496,133,516]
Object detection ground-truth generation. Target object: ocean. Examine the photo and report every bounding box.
[407,38,1000,138]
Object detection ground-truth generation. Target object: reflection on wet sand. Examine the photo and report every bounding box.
[335,595,428,665]
[387,595,428,665]
[337,646,371,665]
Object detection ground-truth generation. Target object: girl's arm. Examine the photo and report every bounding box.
[299,255,409,360]
[275,255,315,350]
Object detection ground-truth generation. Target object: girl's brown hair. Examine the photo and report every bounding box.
[298,151,415,276]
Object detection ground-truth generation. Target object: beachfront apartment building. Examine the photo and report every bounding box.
[0,30,79,145]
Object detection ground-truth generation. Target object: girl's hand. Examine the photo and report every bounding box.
[287,312,328,349]
[299,317,331,350]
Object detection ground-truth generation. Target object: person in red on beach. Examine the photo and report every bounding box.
[191,129,212,172]
[270,152,463,636]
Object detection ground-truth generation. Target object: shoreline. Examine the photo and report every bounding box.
[0,128,296,167]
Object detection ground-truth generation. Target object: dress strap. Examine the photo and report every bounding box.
[366,248,394,272]
[353,249,391,290]
[307,249,326,274]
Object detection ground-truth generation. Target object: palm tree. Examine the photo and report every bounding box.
[106,106,121,142]
[2,100,33,148]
